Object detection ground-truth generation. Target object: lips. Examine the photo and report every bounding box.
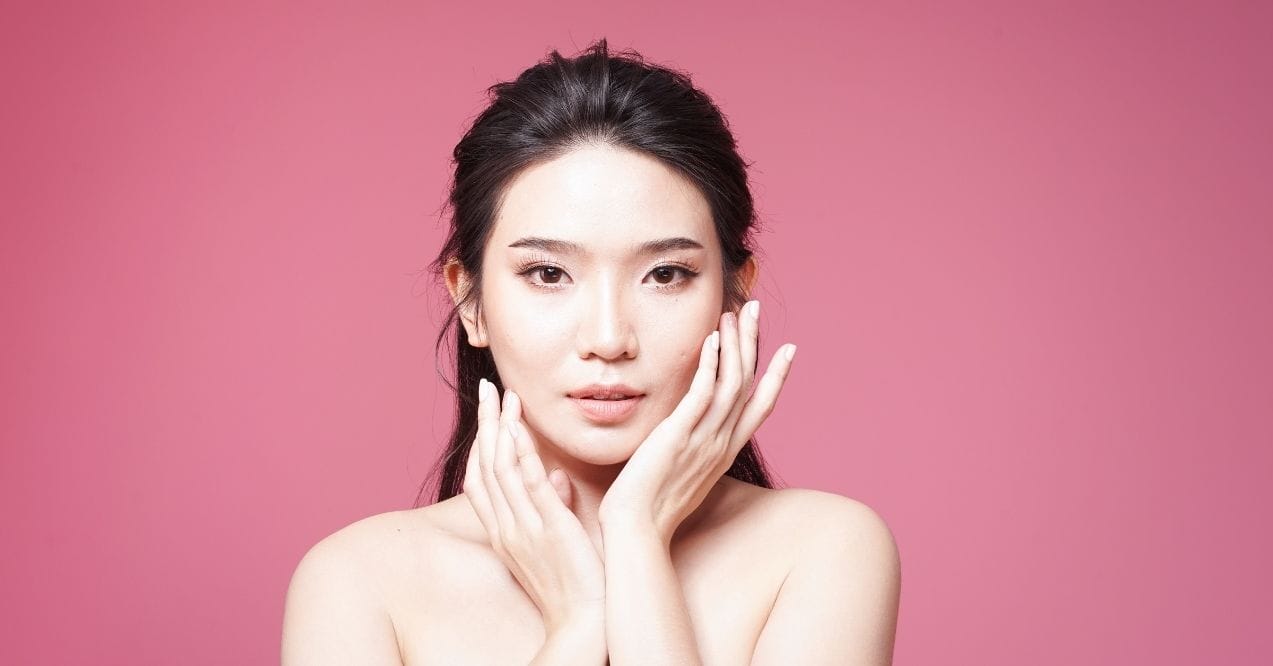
[567,383,645,424]
[578,392,632,400]
[566,384,643,400]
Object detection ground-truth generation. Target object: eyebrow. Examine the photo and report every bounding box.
[508,236,705,255]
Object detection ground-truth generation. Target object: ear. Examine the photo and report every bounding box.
[443,258,489,348]
[738,255,760,301]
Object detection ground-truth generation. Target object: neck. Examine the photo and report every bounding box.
[532,436,625,557]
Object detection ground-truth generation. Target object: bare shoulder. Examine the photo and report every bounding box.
[286,499,486,597]
[289,505,453,580]
[773,486,901,592]
[716,479,897,552]
[281,507,451,665]
[748,486,902,665]
[771,486,899,555]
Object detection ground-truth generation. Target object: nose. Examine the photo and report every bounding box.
[575,276,639,361]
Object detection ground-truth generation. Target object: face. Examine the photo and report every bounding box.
[457,143,726,465]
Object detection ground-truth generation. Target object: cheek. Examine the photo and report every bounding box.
[484,301,574,393]
[647,304,718,373]
[661,333,712,399]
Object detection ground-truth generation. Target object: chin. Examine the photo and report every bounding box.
[547,430,643,466]
[559,440,639,466]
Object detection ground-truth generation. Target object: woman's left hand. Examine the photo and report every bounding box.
[598,300,797,545]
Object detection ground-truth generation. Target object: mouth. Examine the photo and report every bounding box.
[570,395,644,424]
[566,384,646,425]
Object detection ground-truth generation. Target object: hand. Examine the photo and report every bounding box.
[598,300,797,545]
[463,379,607,635]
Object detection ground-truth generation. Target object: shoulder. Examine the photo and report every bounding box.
[281,508,444,665]
[287,507,445,583]
[722,480,899,558]
[775,487,900,563]
[708,480,900,582]
[285,501,471,599]
[749,487,901,664]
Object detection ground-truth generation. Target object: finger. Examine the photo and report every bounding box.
[699,310,744,435]
[740,300,759,383]
[725,301,759,433]
[666,329,721,429]
[548,468,574,510]
[511,419,571,519]
[480,384,516,531]
[464,379,499,538]
[731,344,797,453]
[494,391,542,529]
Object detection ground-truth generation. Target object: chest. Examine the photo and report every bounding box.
[389,529,789,665]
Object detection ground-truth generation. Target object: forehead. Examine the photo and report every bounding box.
[491,144,715,252]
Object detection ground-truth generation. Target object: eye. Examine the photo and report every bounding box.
[646,264,699,290]
[517,263,570,287]
[534,266,565,284]
[650,266,681,284]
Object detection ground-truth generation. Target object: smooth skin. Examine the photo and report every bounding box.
[466,301,798,662]
[281,144,900,664]
[467,382,607,639]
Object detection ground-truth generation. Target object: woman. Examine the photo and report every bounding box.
[282,39,901,664]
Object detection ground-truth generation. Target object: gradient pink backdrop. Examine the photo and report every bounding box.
[2,2,1270,663]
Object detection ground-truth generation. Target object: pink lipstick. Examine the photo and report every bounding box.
[566,383,645,425]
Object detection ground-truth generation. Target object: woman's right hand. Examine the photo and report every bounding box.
[463,378,607,636]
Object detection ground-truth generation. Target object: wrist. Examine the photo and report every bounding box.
[599,516,671,550]
[543,613,606,663]
[547,603,605,637]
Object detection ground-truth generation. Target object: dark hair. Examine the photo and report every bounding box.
[415,38,782,507]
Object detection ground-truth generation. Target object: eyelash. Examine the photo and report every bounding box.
[514,257,701,293]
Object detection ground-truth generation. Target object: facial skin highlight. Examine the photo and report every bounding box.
[448,143,750,479]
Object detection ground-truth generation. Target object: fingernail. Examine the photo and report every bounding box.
[502,388,512,409]
[747,300,760,320]
[506,389,519,410]
[710,330,720,349]
[478,378,487,402]
[505,422,517,440]
[785,344,797,361]
[724,311,737,327]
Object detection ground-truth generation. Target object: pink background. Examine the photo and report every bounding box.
[2,2,1270,663]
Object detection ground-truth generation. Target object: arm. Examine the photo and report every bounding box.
[602,521,702,665]
[596,304,796,664]
[751,494,902,665]
[530,614,609,665]
[281,531,403,665]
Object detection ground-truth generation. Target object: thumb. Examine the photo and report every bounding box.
[548,468,574,510]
